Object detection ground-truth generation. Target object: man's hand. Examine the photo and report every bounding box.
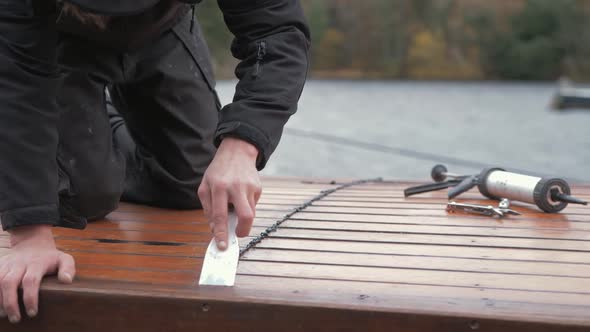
[0,225,75,323]
[198,137,262,250]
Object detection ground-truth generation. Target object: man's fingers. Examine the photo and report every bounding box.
[197,181,212,219]
[254,185,262,205]
[0,302,4,319]
[234,195,254,238]
[248,194,258,213]
[0,268,6,318]
[22,266,44,318]
[57,253,76,284]
[1,265,25,323]
[211,183,229,250]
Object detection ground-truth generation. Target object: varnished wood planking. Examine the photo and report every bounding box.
[234,275,590,312]
[7,235,590,266]
[288,210,589,225]
[241,249,590,278]
[261,228,590,251]
[1,178,589,331]
[51,228,213,244]
[265,214,590,232]
[309,200,590,215]
[106,211,208,223]
[0,237,207,256]
[254,238,590,264]
[254,219,590,241]
[293,206,590,220]
[22,215,585,243]
[4,245,590,280]
[334,190,590,199]
[255,204,590,221]
[74,266,197,285]
[86,219,211,233]
[3,280,589,332]
[237,261,590,294]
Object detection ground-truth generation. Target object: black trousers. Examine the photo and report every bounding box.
[56,15,219,228]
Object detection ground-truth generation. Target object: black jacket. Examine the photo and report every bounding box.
[0,0,310,230]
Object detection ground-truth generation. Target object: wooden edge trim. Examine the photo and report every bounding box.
[1,278,588,332]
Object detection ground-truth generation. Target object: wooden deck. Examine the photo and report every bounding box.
[1,177,590,331]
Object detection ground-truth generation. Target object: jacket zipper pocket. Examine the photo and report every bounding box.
[253,41,267,78]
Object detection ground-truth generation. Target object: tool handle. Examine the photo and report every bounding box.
[448,175,478,199]
[431,164,449,182]
[404,181,457,197]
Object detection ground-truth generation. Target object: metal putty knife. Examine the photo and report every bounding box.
[198,213,239,286]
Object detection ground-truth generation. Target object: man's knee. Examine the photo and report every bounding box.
[121,174,204,210]
[74,191,122,221]
[60,173,124,221]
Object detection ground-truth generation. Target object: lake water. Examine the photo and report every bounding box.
[216,80,590,183]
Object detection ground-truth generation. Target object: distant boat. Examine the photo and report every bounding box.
[551,78,590,110]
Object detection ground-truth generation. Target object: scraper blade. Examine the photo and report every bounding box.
[198,213,239,286]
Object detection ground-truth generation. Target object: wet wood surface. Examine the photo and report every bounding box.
[1,178,590,331]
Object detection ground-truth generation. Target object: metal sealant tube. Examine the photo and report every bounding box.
[478,168,571,213]
[484,171,541,204]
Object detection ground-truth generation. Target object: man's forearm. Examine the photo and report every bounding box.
[215,0,311,170]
